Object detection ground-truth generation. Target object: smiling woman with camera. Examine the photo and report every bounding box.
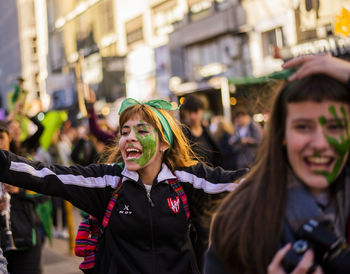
[206,54,350,274]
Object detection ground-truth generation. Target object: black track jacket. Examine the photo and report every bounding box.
[0,150,246,274]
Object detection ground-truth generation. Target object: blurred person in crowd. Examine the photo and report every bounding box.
[230,107,262,169]
[71,124,99,166]
[0,120,42,274]
[0,248,7,274]
[210,116,236,170]
[206,54,350,274]
[7,77,30,141]
[11,77,27,110]
[35,129,68,239]
[8,115,44,157]
[7,119,22,155]
[181,95,225,270]
[85,87,119,146]
[181,94,223,167]
[57,127,73,167]
[6,112,51,245]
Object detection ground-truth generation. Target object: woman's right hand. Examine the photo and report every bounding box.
[84,86,96,107]
[267,244,323,274]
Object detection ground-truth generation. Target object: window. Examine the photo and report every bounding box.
[184,39,222,80]
[151,0,183,37]
[125,16,144,45]
[214,0,228,11]
[32,37,37,55]
[100,43,117,57]
[261,27,285,57]
[101,0,115,34]
[188,0,213,21]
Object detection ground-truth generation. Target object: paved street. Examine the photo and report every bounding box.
[42,237,81,274]
[42,207,82,274]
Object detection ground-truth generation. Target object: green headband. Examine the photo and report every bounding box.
[118,98,178,148]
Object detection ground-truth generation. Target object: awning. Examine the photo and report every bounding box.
[228,68,296,86]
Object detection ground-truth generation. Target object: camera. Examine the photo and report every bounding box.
[282,219,350,273]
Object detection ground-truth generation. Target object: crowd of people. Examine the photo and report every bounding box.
[0,53,349,274]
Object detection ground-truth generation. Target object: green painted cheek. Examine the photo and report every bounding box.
[315,105,350,184]
[130,126,157,167]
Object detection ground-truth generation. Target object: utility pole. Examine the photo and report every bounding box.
[75,51,87,119]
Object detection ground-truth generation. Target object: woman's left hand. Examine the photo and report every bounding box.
[267,244,323,274]
[282,54,350,83]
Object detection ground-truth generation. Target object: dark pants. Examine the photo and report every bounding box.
[51,197,66,228]
[6,242,42,274]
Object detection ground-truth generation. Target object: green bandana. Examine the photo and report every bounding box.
[118,98,178,149]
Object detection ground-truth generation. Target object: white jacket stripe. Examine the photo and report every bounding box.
[174,170,238,194]
[10,161,119,188]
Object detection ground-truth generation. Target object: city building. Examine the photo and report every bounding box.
[2,0,349,122]
[47,0,125,117]
[279,0,350,60]
[0,0,41,113]
[168,0,249,120]
[0,1,21,113]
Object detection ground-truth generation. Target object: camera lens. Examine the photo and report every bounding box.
[293,240,308,254]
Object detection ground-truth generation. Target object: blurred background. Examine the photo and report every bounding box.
[0,1,350,272]
[0,0,349,128]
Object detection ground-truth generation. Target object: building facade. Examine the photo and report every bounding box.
[2,0,350,120]
[0,0,40,112]
[47,0,124,115]
[168,0,249,118]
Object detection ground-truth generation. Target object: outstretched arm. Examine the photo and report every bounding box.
[0,149,122,218]
[175,163,248,194]
[283,54,350,83]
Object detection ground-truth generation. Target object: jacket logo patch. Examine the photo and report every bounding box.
[167,196,180,214]
[119,204,132,215]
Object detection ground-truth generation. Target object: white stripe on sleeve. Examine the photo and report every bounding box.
[174,170,239,194]
[10,161,120,188]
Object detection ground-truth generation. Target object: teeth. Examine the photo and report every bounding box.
[126,148,140,153]
[307,157,331,164]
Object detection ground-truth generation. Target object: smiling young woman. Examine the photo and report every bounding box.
[285,100,350,194]
[0,98,247,274]
[206,55,350,274]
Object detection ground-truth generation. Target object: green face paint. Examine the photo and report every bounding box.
[315,105,350,184]
[129,120,157,167]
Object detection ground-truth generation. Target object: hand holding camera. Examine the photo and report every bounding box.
[278,219,350,274]
[268,243,323,274]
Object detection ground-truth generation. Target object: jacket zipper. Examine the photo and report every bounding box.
[145,185,156,273]
[146,192,155,207]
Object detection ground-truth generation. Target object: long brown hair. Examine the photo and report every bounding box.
[104,104,198,170]
[210,75,350,273]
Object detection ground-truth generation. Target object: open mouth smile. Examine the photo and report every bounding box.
[304,156,334,171]
[126,147,142,159]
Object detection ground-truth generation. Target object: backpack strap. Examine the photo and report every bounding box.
[101,191,119,228]
[168,178,190,220]
[75,185,121,272]
[168,178,200,273]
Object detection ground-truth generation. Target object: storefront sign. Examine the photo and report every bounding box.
[280,36,350,59]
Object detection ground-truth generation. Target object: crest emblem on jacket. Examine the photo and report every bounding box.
[167,196,180,213]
